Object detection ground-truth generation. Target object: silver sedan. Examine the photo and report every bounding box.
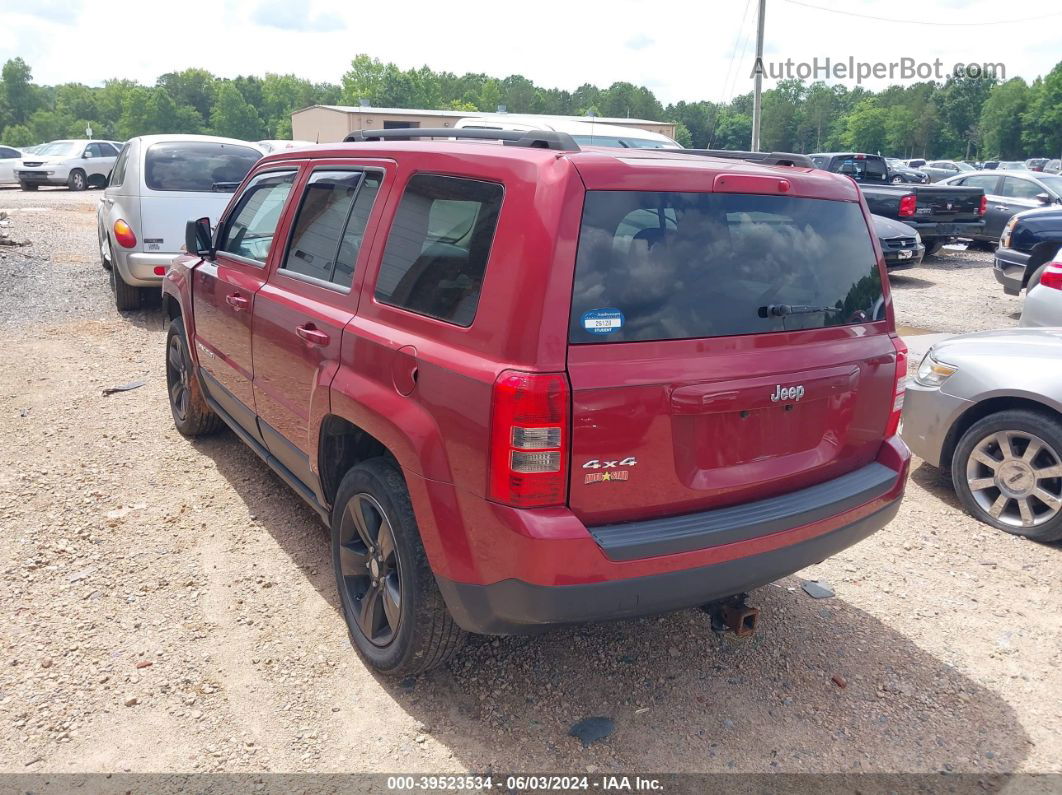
[1019,246,1062,327]
[902,328,1062,542]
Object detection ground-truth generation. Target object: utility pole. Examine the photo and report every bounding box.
[751,0,766,151]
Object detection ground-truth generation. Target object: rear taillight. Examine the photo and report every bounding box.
[113,219,137,248]
[885,337,908,438]
[978,194,987,216]
[488,370,570,508]
[898,194,917,217]
[1041,262,1062,291]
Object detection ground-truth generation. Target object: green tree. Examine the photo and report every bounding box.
[210,82,265,139]
[157,68,216,125]
[1,57,36,124]
[671,121,693,148]
[841,100,889,153]
[1,123,33,147]
[1021,64,1062,158]
[980,79,1029,158]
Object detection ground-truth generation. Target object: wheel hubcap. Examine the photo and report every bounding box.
[166,336,190,421]
[966,430,1062,528]
[338,493,401,646]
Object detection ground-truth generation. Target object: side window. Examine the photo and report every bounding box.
[86,143,105,158]
[280,169,382,287]
[1001,178,1043,200]
[109,145,130,187]
[0,147,19,158]
[100,143,119,157]
[375,174,503,326]
[217,170,297,264]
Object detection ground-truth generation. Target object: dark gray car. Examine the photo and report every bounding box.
[902,328,1062,542]
[941,170,1062,243]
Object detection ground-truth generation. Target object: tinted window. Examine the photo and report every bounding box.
[281,170,382,287]
[145,142,260,193]
[1001,177,1043,200]
[217,170,297,264]
[375,174,503,326]
[109,144,130,187]
[829,155,886,182]
[570,191,882,343]
[962,175,1000,192]
[0,147,19,158]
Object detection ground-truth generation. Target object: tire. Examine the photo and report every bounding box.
[110,260,144,311]
[1026,263,1048,291]
[891,175,905,184]
[67,169,87,191]
[19,182,37,191]
[165,317,223,437]
[951,409,1062,542]
[331,458,465,676]
[99,229,112,271]
[924,239,945,257]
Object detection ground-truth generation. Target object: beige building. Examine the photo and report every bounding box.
[291,105,676,143]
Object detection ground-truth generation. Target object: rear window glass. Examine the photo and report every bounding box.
[375,174,503,327]
[829,156,886,182]
[144,141,261,192]
[569,191,883,343]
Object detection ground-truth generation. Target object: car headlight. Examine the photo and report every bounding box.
[914,231,922,244]
[1000,217,1018,248]
[914,350,958,387]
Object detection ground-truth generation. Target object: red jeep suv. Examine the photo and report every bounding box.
[162,129,910,676]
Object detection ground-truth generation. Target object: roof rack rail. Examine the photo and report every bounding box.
[343,127,580,152]
[681,149,814,168]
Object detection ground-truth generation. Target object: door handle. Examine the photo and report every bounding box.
[993,205,1009,211]
[225,293,249,311]
[296,324,330,345]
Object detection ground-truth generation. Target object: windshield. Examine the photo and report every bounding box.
[1038,175,1062,196]
[572,135,671,149]
[145,142,261,192]
[956,162,975,172]
[570,191,883,343]
[35,141,81,157]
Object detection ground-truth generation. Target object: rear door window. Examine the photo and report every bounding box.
[280,169,383,288]
[570,191,882,343]
[961,175,1001,193]
[375,174,503,326]
[144,141,261,193]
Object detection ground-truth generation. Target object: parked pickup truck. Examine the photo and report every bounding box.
[162,132,909,676]
[811,152,986,255]
[994,205,1062,295]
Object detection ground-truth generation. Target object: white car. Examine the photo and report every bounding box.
[0,145,24,185]
[99,134,262,310]
[257,139,314,153]
[16,139,120,190]
[453,116,681,149]
[1019,246,1062,328]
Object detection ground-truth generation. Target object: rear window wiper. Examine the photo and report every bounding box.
[758,303,844,318]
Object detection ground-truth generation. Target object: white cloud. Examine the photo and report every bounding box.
[0,0,1057,106]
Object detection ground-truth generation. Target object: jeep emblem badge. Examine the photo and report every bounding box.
[770,384,805,402]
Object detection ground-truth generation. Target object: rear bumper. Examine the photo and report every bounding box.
[993,247,1030,295]
[114,250,179,286]
[426,439,909,635]
[906,220,984,239]
[438,500,901,634]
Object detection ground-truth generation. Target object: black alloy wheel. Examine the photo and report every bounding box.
[337,492,403,646]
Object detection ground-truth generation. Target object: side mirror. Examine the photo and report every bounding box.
[1035,192,1052,205]
[185,217,214,258]
[83,152,91,159]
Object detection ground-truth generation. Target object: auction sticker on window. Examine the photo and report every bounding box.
[581,308,624,334]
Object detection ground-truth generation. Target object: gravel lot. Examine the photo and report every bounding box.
[0,187,1058,776]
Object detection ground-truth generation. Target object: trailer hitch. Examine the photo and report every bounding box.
[702,593,760,638]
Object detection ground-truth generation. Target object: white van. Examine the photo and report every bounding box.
[98,134,262,310]
[453,116,680,149]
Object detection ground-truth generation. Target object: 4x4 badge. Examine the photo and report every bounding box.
[582,457,637,484]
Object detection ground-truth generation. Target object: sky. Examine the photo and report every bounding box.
[0,0,1060,106]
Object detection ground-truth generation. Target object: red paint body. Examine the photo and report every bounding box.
[163,141,908,599]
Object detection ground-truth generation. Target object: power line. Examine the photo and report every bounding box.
[720,0,753,103]
[781,0,1062,26]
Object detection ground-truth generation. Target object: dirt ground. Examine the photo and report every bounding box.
[0,188,1058,776]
